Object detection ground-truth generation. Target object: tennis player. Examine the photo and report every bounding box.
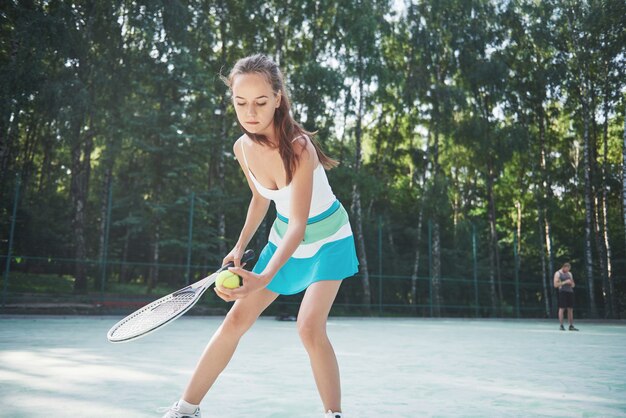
[161,54,358,418]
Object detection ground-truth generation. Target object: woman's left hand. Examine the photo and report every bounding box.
[215,266,271,302]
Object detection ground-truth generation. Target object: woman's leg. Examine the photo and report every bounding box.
[297,280,342,413]
[181,287,279,404]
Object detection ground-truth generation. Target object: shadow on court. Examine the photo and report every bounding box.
[0,316,625,417]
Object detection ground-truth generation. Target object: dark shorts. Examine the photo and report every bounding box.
[558,291,574,309]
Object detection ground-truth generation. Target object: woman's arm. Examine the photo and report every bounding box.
[222,137,316,300]
[256,137,315,282]
[215,137,272,302]
[228,137,271,261]
[235,196,270,249]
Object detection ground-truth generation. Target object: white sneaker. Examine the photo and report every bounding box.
[325,411,343,418]
[159,402,201,418]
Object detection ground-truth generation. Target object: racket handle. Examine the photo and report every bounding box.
[241,248,256,264]
[223,249,256,269]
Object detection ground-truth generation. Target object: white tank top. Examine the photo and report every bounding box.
[240,136,336,218]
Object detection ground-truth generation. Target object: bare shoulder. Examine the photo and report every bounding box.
[233,134,249,156]
[292,135,317,165]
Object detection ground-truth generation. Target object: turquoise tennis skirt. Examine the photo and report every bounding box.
[253,200,359,295]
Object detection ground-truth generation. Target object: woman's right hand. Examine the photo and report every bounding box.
[216,246,246,302]
[223,246,245,269]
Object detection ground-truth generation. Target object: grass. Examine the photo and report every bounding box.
[1,271,176,296]
[1,271,76,294]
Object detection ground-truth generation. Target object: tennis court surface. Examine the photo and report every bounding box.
[1,316,625,417]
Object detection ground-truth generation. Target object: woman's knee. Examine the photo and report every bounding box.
[221,307,256,336]
[297,316,327,348]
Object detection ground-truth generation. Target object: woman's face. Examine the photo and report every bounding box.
[232,73,281,137]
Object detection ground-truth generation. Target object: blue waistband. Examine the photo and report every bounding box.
[277,199,340,224]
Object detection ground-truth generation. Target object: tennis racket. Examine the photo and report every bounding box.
[107,249,255,343]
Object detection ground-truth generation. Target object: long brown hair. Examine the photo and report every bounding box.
[222,54,338,183]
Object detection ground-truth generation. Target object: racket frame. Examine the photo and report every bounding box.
[106,249,254,343]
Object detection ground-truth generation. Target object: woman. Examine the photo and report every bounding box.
[162,54,358,418]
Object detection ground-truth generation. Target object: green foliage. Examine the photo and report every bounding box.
[1,272,76,294]
[1,0,625,317]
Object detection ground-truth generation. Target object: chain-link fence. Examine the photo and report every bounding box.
[1,175,623,318]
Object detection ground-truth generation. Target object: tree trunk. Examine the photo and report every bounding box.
[71,122,93,293]
[411,208,423,311]
[20,114,41,185]
[1,109,20,207]
[431,221,442,317]
[601,83,614,318]
[538,113,555,313]
[452,168,460,230]
[0,30,21,195]
[603,192,615,318]
[544,216,556,314]
[120,226,131,283]
[386,216,396,264]
[37,122,54,194]
[622,106,626,272]
[615,107,625,319]
[338,89,351,166]
[216,8,228,257]
[486,165,499,315]
[581,77,598,318]
[593,195,609,317]
[70,142,87,293]
[537,207,551,318]
[533,111,553,317]
[623,109,626,272]
[217,99,227,257]
[430,125,443,317]
[410,129,429,313]
[516,202,522,256]
[589,80,610,318]
[97,164,113,289]
[352,184,370,310]
[148,222,160,293]
[274,6,284,66]
[352,66,371,312]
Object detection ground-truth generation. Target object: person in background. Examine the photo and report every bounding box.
[554,262,579,331]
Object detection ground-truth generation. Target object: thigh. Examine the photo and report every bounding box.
[225,287,280,326]
[298,280,342,324]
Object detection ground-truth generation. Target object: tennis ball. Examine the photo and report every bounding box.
[216,270,242,289]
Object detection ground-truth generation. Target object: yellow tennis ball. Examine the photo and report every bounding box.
[216,270,242,289]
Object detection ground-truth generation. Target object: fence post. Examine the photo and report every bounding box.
[472,224,479,318]
[378,215,382,316]
[185,192,195,285]
[100,179,113,300]
[428,219,433,317]
[514,229,520,318]
[2,174,21,309]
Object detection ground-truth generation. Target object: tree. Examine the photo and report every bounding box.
[455,1,513,315]
[333,0,390,311]
[502,0,563,316]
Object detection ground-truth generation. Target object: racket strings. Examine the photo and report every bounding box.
[108,291,197,340]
